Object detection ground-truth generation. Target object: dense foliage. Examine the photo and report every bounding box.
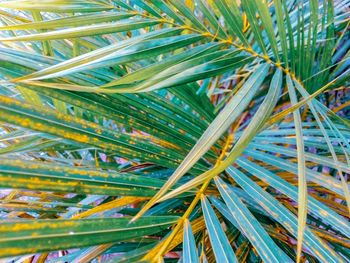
[0,0,349,262]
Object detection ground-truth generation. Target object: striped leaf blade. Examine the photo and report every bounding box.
[0,216,178,258]
[201,196,237,263]
[182,219,199,263]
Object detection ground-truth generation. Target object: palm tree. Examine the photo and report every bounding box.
[0,0,349,262]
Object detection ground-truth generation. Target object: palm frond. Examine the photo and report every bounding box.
[0,0,349,262]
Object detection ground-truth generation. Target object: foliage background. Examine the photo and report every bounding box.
[0,0,349,262]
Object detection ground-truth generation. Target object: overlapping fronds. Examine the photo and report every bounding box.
[0,0,349,262]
